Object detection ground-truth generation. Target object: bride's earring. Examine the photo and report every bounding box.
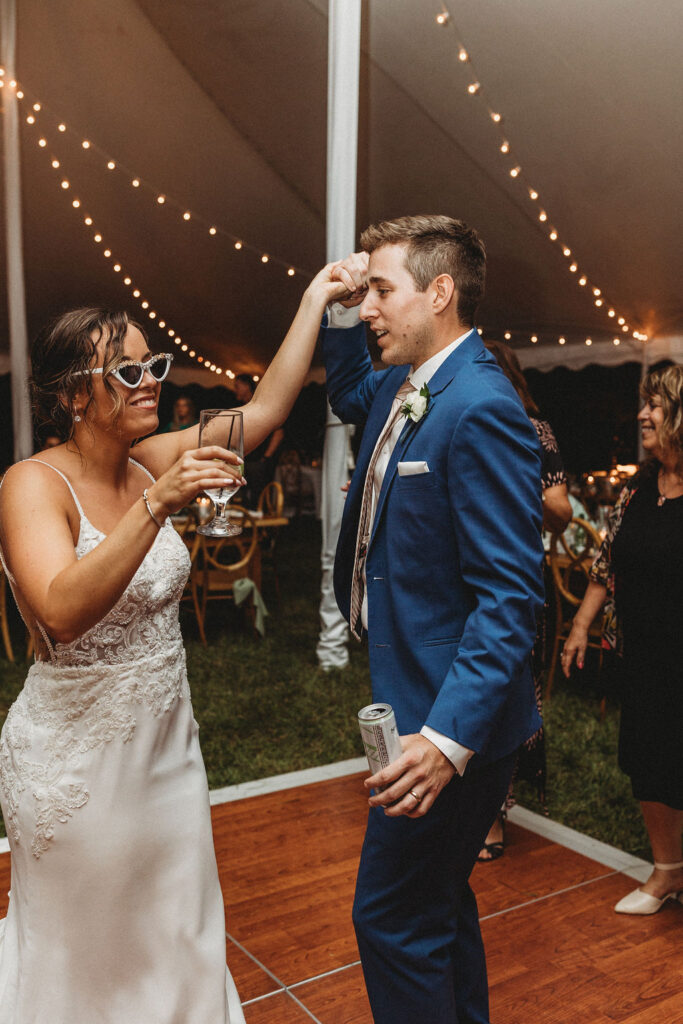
[73,409,82,423]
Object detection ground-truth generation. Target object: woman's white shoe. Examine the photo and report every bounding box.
[614,888,682,915]
[614,860,683,915]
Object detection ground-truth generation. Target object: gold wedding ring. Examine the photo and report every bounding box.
[409,790,422,803]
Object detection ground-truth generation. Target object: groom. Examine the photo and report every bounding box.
[322,215,544,1023]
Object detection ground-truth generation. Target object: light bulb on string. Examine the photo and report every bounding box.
[209,227,217,235]
[558,337,566,345]
[94,233,102,243]
[16,90,23,99]
[26,114,35,124]
[490,112,502,123]
[500,141,510,154]
[132,179,140,188]
[468,82,480,95]
[539,211,547,222]
[569,263,578,272]
[287,268,295,276]
[141,300,149,309]
[509,166,520,178]
[81,140,90,149]
[608,309,615,317]
[562,247,571,257]
[595,298,603,307]
[103,249,111,258]
[435,10,449,25]
[459,48,469,62]
[58,123,66,132]
[593,287,601,297]
[156,195,165,205]
[549,230,558,241]
[51,159,60,168]
[613,338,620,346]
[504,332,511,340]
[261,254,269,263]
[585,338,592,346]
[183,212,191,221]
[133,289,141,298]
[531,335,538,343]
[38,138,47,147]
[32,103,40,112]
[579,276,587,286]
[124,277,131,285]
[618,317,625,325]
[107,161,115,170]
[234,241,243,250]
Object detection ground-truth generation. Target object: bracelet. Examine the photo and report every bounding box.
[142,488,164,529]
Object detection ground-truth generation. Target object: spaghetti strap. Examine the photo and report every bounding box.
[129,456,156,483]
[29,459,86,518]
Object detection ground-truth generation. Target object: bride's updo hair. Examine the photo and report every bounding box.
[30,308,148,440]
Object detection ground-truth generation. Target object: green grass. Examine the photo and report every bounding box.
[0,519,651,860]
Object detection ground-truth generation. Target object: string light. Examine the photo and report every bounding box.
[585,338,592,346]
[7,69,310,285]
[504,332,511,340]
[558,337,566,345]
[430,14,644,344]
[29,153,243,378]
[531,335,538,343]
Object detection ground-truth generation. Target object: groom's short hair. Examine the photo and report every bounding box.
[359,214,486,325]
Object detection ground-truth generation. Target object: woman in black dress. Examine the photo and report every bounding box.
[564,365,683,914]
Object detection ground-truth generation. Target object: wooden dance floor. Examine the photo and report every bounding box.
[0,771,681,1022]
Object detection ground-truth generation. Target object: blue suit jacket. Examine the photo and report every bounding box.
[324,323,545,763]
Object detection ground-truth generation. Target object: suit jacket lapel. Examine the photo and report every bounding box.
[368,330,483,548]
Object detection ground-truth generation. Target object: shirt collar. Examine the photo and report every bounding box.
[408,329,474,392]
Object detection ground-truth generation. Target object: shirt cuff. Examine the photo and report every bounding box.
[420,726,475,777]
[327,303,362,329]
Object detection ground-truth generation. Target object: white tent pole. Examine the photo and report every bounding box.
[317,0,361,670]
[1,0,32,462]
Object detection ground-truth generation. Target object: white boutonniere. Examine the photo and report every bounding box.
[402,383,431,424]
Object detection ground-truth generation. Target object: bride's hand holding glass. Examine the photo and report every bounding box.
[143,445,245,525]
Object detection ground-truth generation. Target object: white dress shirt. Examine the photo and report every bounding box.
[328,304,475,776]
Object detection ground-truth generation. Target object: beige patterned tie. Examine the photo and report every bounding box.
[349,378,416,639]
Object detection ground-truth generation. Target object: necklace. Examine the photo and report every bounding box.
[657,468,683,506]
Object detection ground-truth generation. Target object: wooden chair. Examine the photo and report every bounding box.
[546,517,605,702]
[190,509,260,644]
[257,480,284,518]
[257,481,284,597]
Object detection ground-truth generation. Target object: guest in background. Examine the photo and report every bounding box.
[39,432,62,451]
[234,373,284,505]
[479,340,572,860]
[161,394,198,433]
[563,365,683,914]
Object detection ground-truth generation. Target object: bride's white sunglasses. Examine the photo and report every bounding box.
[74,352,174,389]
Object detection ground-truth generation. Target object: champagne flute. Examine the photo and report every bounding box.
[197,409,244,537]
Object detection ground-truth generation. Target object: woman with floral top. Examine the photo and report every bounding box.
[478,342,572,860]
[563,365,683,915]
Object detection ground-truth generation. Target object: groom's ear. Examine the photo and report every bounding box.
[430,274,456,315]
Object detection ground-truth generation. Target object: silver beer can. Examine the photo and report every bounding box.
[358,703,403,774]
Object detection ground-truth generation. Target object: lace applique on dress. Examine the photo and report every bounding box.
[0,460,192,857]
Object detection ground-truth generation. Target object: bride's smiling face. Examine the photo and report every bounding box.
[77,325,162,440]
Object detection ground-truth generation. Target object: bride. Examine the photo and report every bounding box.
[0,261,359,1022]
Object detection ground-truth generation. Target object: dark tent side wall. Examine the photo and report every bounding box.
[0,363,645,478]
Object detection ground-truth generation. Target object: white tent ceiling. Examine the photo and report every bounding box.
[1,0,681,381]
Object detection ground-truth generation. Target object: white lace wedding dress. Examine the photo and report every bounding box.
[0,461,245,1023]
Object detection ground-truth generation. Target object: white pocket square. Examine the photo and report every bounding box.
[397,460,430,476]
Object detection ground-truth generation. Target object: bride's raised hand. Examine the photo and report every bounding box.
[146,446,246,518]
[331,251,369,307]
[306,252,369,309]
